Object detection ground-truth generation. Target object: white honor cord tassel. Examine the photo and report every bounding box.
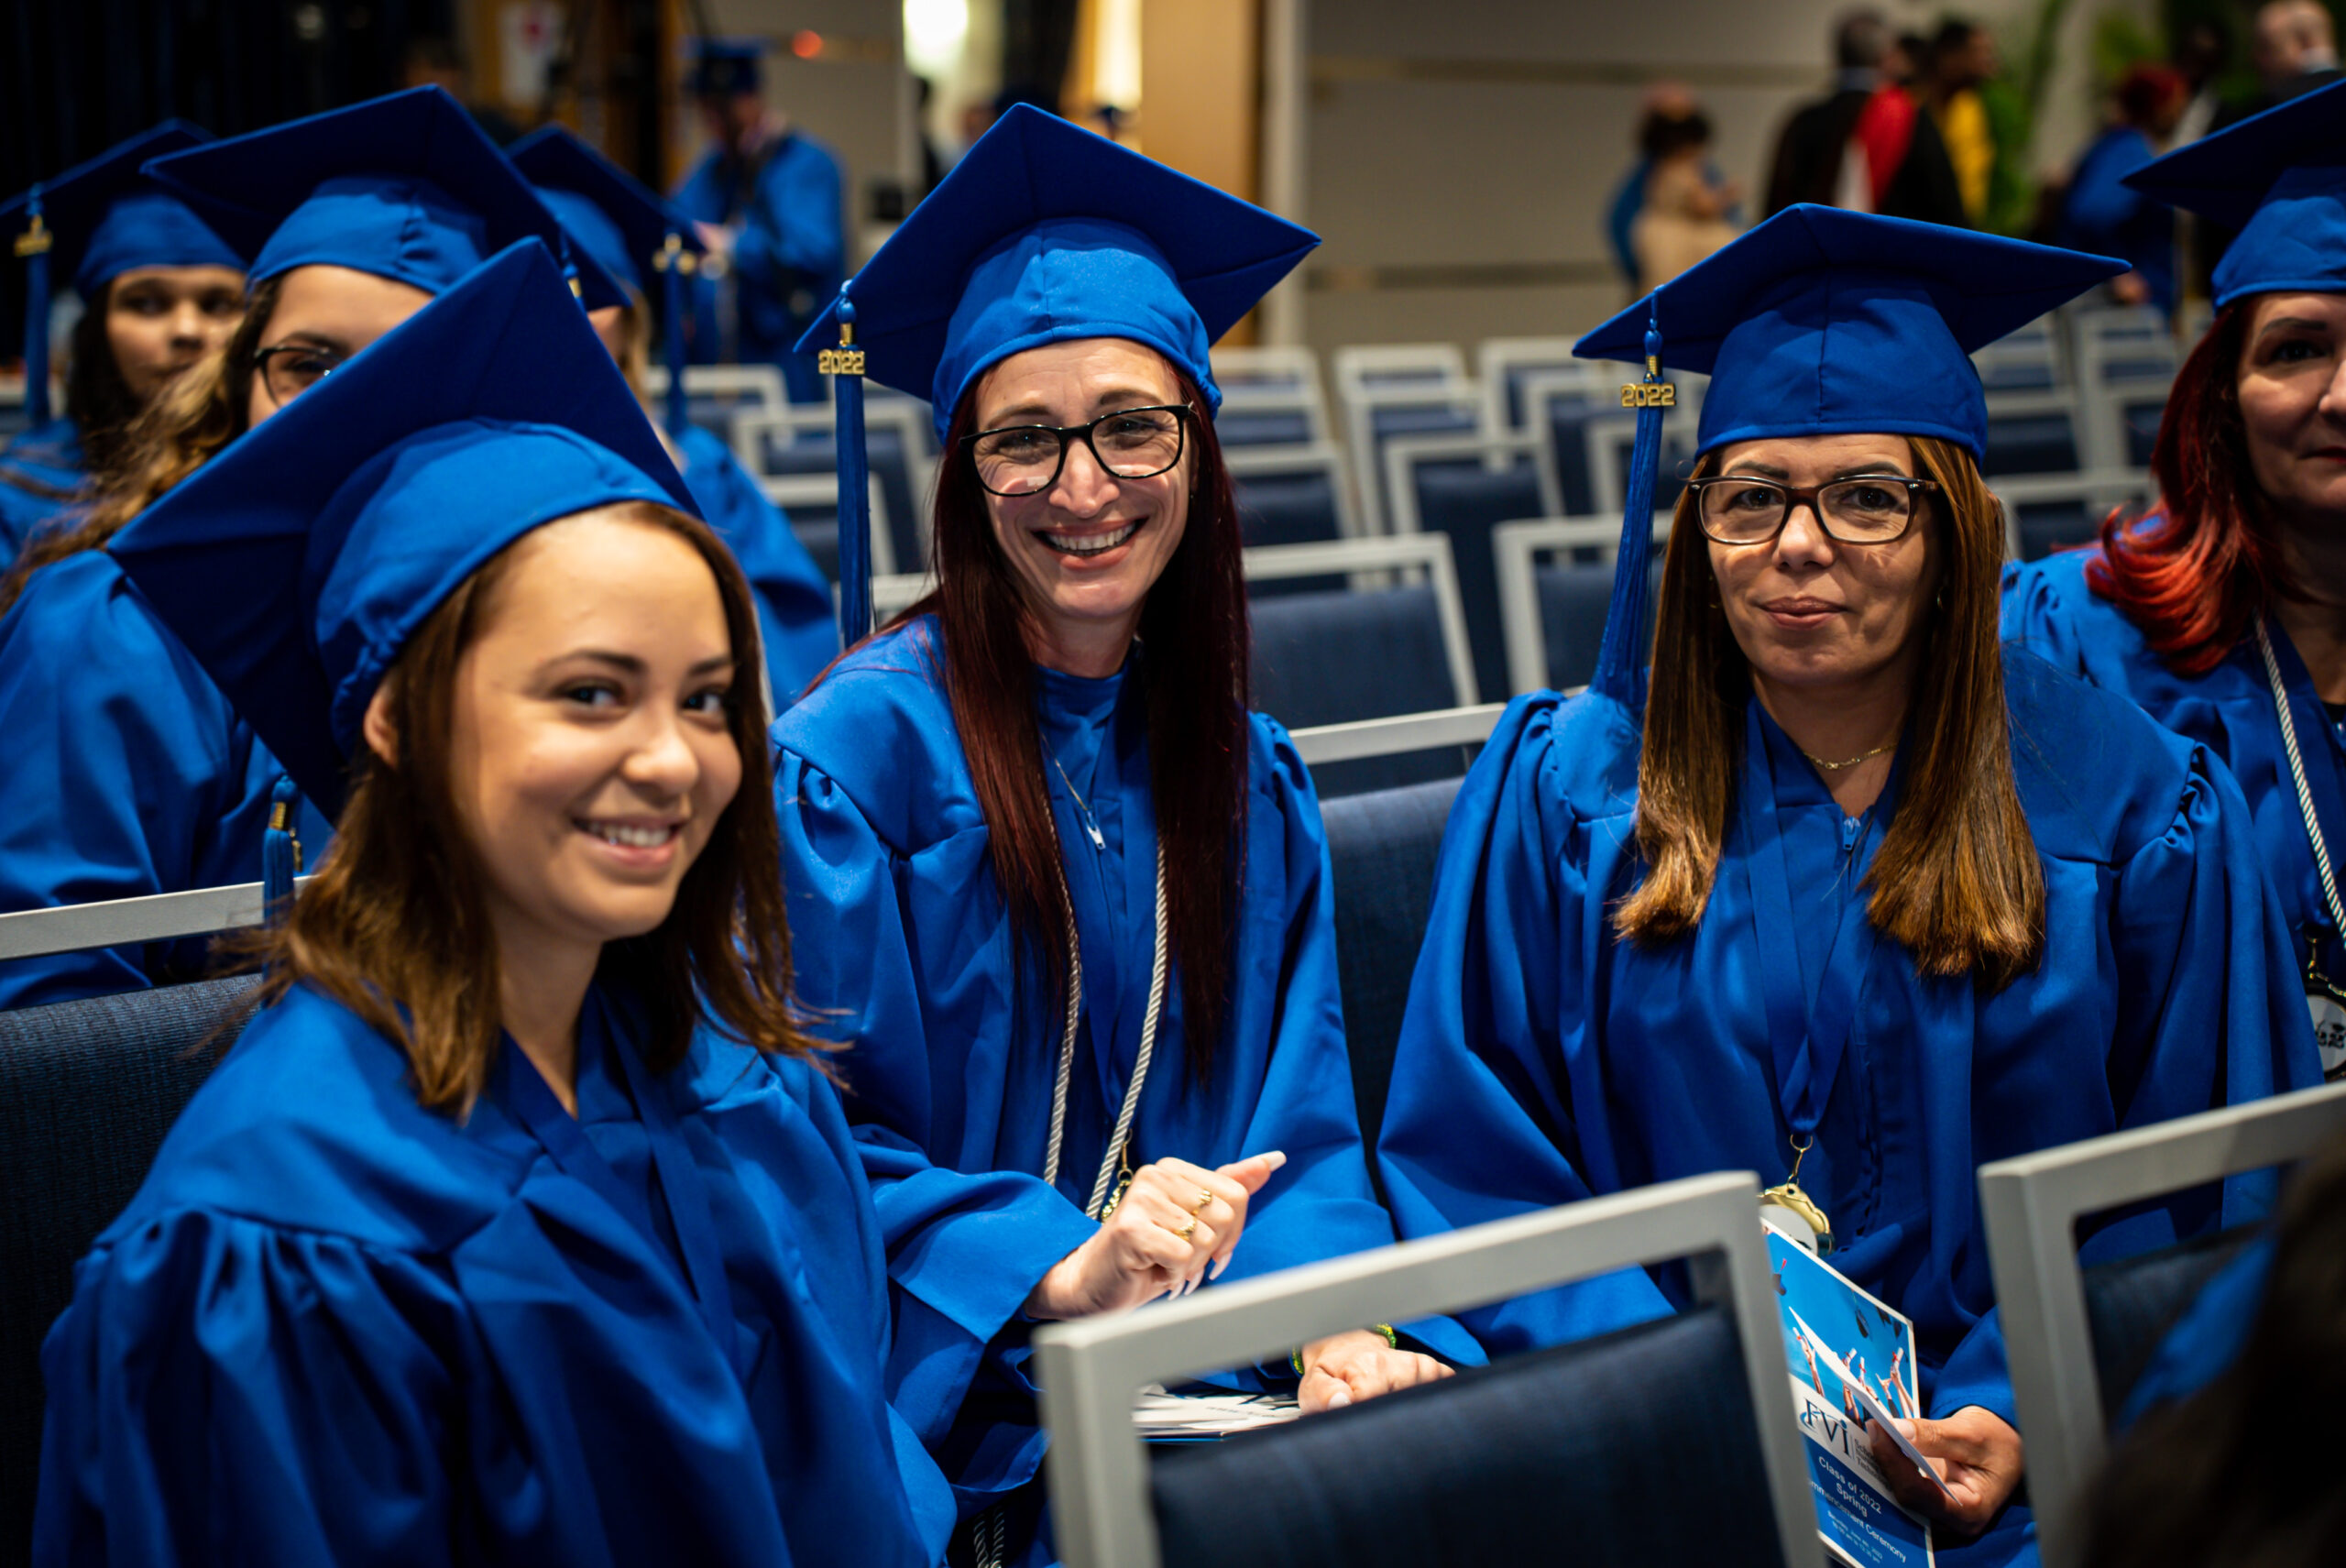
[1037,824,1171,1220]
[2256,616,2346,936]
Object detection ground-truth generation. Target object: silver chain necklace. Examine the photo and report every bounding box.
[2254,616,2346,939]
[1036,786,1170,1219]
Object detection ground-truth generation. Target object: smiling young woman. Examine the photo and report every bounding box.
[35,244,952,1568]
[1377,204,2317,1568]
[2002,78,2346,1083]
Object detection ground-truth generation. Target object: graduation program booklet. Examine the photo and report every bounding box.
[1769,1230,1938,1567]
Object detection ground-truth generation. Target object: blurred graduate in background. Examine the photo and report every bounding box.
[774,105,1481,1566]
[0,123,245,557]
[1377,204,2319,1565]
[674,38,846,404]
[0,86,619,1009]
[37,240,954,1566]
[512,124,838,707]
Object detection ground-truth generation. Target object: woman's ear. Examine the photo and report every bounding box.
[361,684,400,769]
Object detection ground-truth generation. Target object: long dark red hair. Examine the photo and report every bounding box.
[2088,302,2292,674]
[893,365,1250,1080]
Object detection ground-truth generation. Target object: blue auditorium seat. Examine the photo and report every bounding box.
[1321,778,1460,1159]
[1536,553,1663,692]
[2082,1226,2261,1422]
[1150,1305,1791,1568]
[1251,586,1463,796]
[1549,403,1691,519]
[2013,500,2099,562]
[1982,411,2080,477]
[1,974,258,1564]
[751,424,924,578]
[1233,471,1343,549]
[1405,459,1544,702]
[1215,408,1317,447]
[2123,400,2165,468]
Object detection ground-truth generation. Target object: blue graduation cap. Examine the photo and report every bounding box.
[690,37,764,99]
[2123,76,2346,308]
[793,103,1317,644]
[1573,204,2122,710]
[2,121,243,427]
[142,86,621,311]
[510,124,707,436]
[109,239,693,821]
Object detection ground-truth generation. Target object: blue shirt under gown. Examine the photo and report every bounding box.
[773,618,1484,1560]
[1375,648,2319,1566]
[0,549,333,1007]
[2005,545,2346,1069]
[674,422,837,707]
[35,978,954,1566]
[673,131,844,404]
[0,416,87,560]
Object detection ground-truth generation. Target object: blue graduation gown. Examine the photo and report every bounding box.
[773,619,1483,1552]
[1376,650,2318,1565]
[674,423,837,706]
[2056,127,2176,319]
[0,416,86,559]
[673,132,845,403]
[0,550,333,1008]
[35,980,952,1566]
[2005,545,2346,1074]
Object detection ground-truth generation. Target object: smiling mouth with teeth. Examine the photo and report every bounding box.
[580,820,679,849]
[1041,521,1139,557]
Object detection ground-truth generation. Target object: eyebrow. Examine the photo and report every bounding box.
[263,330,352,354]
[2255,316,2335,341]
[553,649,737,676]
[983,387,1172,425]
[1719,461,1913,481]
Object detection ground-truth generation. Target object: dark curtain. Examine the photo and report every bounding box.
[2,0,455,200]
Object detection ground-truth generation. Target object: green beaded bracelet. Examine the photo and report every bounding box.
[1289,1323,1398,1378]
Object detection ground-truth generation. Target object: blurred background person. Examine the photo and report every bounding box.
[673,38,844,404]
[1924,17,2030,235]
[2059,64,2190,316]
[1766,7,1968,227]
[2170,16,2234,148]
[1629,98,1740,291]
[398,35,521,147]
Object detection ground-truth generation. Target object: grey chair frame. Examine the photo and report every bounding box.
[1979,1080,2346,1568]
[0,879,310,963]
[1337,383,1481,536]
[1582,403,1705,521]
[1033,1169,1816,1568]
[1288,702,1507,769]
[640,361,787,414]
[1989,468,2157,564]
[1243,534,1482,707]
[1330,343,1470,401]
[1492,514,1676,698]
[1379,430,1563,542]
[1474,340,1604,438]
[1224,440,1362,538]
[759,471,899,576]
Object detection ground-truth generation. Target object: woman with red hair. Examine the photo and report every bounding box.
[2005,79,2346,1080]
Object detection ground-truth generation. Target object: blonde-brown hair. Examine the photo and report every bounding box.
[1614,436,2045,989]
[0,277,278,616]
[246,500,818,1112]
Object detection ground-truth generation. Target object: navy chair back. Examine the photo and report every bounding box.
[1150,1305,1789,1568]
[1252,587,1463,797]
[1534,553,1663,693]
[1214,408,1318,447]
[2081,1226,2260,1423]
[1321,778,1461,1161]
[0,975,257,1565]
[2013,500,2097,562]
[754,426,924,579]
[1233,471,1344,551]
[1408,460,1544,701]
[1982,411,2081,477]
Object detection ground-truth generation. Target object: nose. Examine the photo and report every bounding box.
[2319,355,2346,426]
[168,300,210,346]
[619,706,701,799]
[1047,435,1119,517]
[1773,495,1836,569]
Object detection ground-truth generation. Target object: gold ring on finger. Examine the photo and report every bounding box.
[1193,1187,1215,1214]
[1176,1217,1199,1243]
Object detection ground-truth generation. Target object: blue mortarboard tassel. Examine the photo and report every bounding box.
[262,773,304,919]
[16,185,53,428]
[820,289,872,647]
[654,230,695,440]
[1593,314,1672,712]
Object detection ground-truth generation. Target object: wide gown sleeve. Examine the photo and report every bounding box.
[773,747,1095,1476]
[1930,748,2321,1427]
[34,1210,471,1567]
[1375,695,1676,1354]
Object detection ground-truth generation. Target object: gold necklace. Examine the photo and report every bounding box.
[1801,740,1896,773]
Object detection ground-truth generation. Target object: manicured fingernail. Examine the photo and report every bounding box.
[1211,1255,1229,1280]
[1324,1388,1351,1409]
[1262,1151,1288,1170]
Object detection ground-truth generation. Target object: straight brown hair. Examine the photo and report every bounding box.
[1615,436,2045,989]
[890,365,1250,1081]
[247,500,817,1112]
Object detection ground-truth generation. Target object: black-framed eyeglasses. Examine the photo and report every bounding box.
[1683,473,1942,545]
[252,343,348,407]
[963,404,1192,497]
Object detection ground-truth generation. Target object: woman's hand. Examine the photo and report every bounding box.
[1869,1408,2024,1536]
[1023,1151,1286,1321]
[1296,1330,1453,1412]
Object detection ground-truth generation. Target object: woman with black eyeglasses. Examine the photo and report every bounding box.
[0,88,623,1009]
[772,108,1480,1568]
